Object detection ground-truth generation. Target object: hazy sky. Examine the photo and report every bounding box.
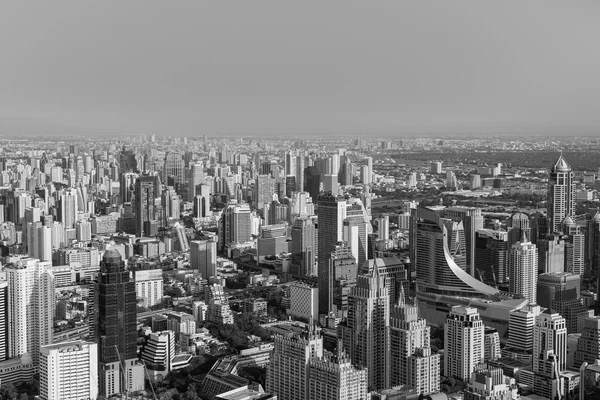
[1,1,599,136]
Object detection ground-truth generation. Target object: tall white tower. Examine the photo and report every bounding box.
[548,154,575,234]
[534,310,567,373]
[444,306,484,381]
[5,258,54,365]
[509,237,538,305]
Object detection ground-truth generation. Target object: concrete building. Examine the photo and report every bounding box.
[133,268,164,308]
[444,306,484,382]
[190,238,217,280]
[547,155,575,234]
[288,283,319,322]
[142,330,175,381]
[39,341,98,400]
[509,238,538,305]
[307,349,368,400]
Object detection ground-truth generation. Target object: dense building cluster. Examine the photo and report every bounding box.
[0,136,599,399]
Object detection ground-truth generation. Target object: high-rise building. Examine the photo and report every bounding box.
[0,281,8,363]
[163,152,185,186]
[328,243,358,319]
[307,349,368,400]
[534,310,567,373]
[190,238,217,280]
[563,217,585,276]
[343,199,369,268]
[378,215,389,240]
[509,237,538,305]
[344,268,390,391]
[389,289,440,394]
[58,189,78,228]
[317,193,347,315]
[266,326,324,400]
[537,233,566,273]
[187,163,205,202]
[444,306,484,382]
[304,166,321,202]
[502,305,542,363]
[547,154,575,234]
[95,250,144,397]
[5,258,54,366]
[475,229,508,285]
[254,174,276,210]
[141,330,175,381]
[537,272,579,309]
[411,206,498,299]
[134,175,156,237]
[291,216,318,277]
[574,316,600,368]
[39,341,98,400]
[586,211,600,274]
[218,202,252,252]
[442,207,484,276]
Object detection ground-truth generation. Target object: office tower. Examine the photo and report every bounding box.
[95,250,144,397]
[587,211,600,274]
[444,306,484,381]
[307,349,368,400]
[142,330,175,381]
[285,175,296,197]
[443,206,484,276]
[39,341,98,400]
[389,289,440,394]
[534,350,565,400]
[344,268,390,391]
[508,212,532,246]
[412,206,497,298]
[5,258,54,365]
[322,173,339,195]
[190,238,217,279]
[537,233,566,273]
[163,152,185,185]
[304,166,321,201]
[378,214,389,240]
[574,316,600,369]
[339,159,354,187]
[360,165,371,185]
[120,173,137,204]
[187,163,205,201]
[291,216,318,277]
[295,151,305,193]
[58,189,78,228]
[502,305,542,362]
[329,243,358,319]
[534,311,567,374]
[254,174,276,210]
[509,237,538,305]
[343,200,369,268]
[317,193,346,315]
[563,218,585,276]
[475,229,508,285]
[431,162,442,174]
[134,175,156,237]
[218,202,252,251]
[27,222,52,262]
[266,326,324,400]
[537,272,579,308]
[547,154,575,234]
[463,367,519,400]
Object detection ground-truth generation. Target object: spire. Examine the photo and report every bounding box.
[397,284,406,307]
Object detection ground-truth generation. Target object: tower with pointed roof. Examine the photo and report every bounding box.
[548,154,575,234]
[389,286,440,394]
[344,267,390,391]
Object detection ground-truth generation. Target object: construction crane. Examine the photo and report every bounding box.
[114,345,157,400]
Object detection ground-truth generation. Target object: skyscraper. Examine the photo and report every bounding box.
[389,288,440,394]
[547,154,575,234]
[307,348,368,400]
[266,326,324,400]
[134,175,156,237]
[317,193,346,315]
[95,250,144,397]
[574,316,600,368]
[218,202,252,252]
[534,310,567,373]
[509,237,538,305]
[474,229,508,285]
[344,268,390,391]
[442,206,484,276]
[291,216,318,277]
[444,306,484,382]
[163,152,185,186]
[58,189,78,229]
[5,258,54,365]
[190,238,217,280]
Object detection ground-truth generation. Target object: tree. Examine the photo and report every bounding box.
[0,383,18,400]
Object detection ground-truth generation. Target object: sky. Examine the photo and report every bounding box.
[1,1,599,136]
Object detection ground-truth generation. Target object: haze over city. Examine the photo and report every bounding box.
[1,1,600,136]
